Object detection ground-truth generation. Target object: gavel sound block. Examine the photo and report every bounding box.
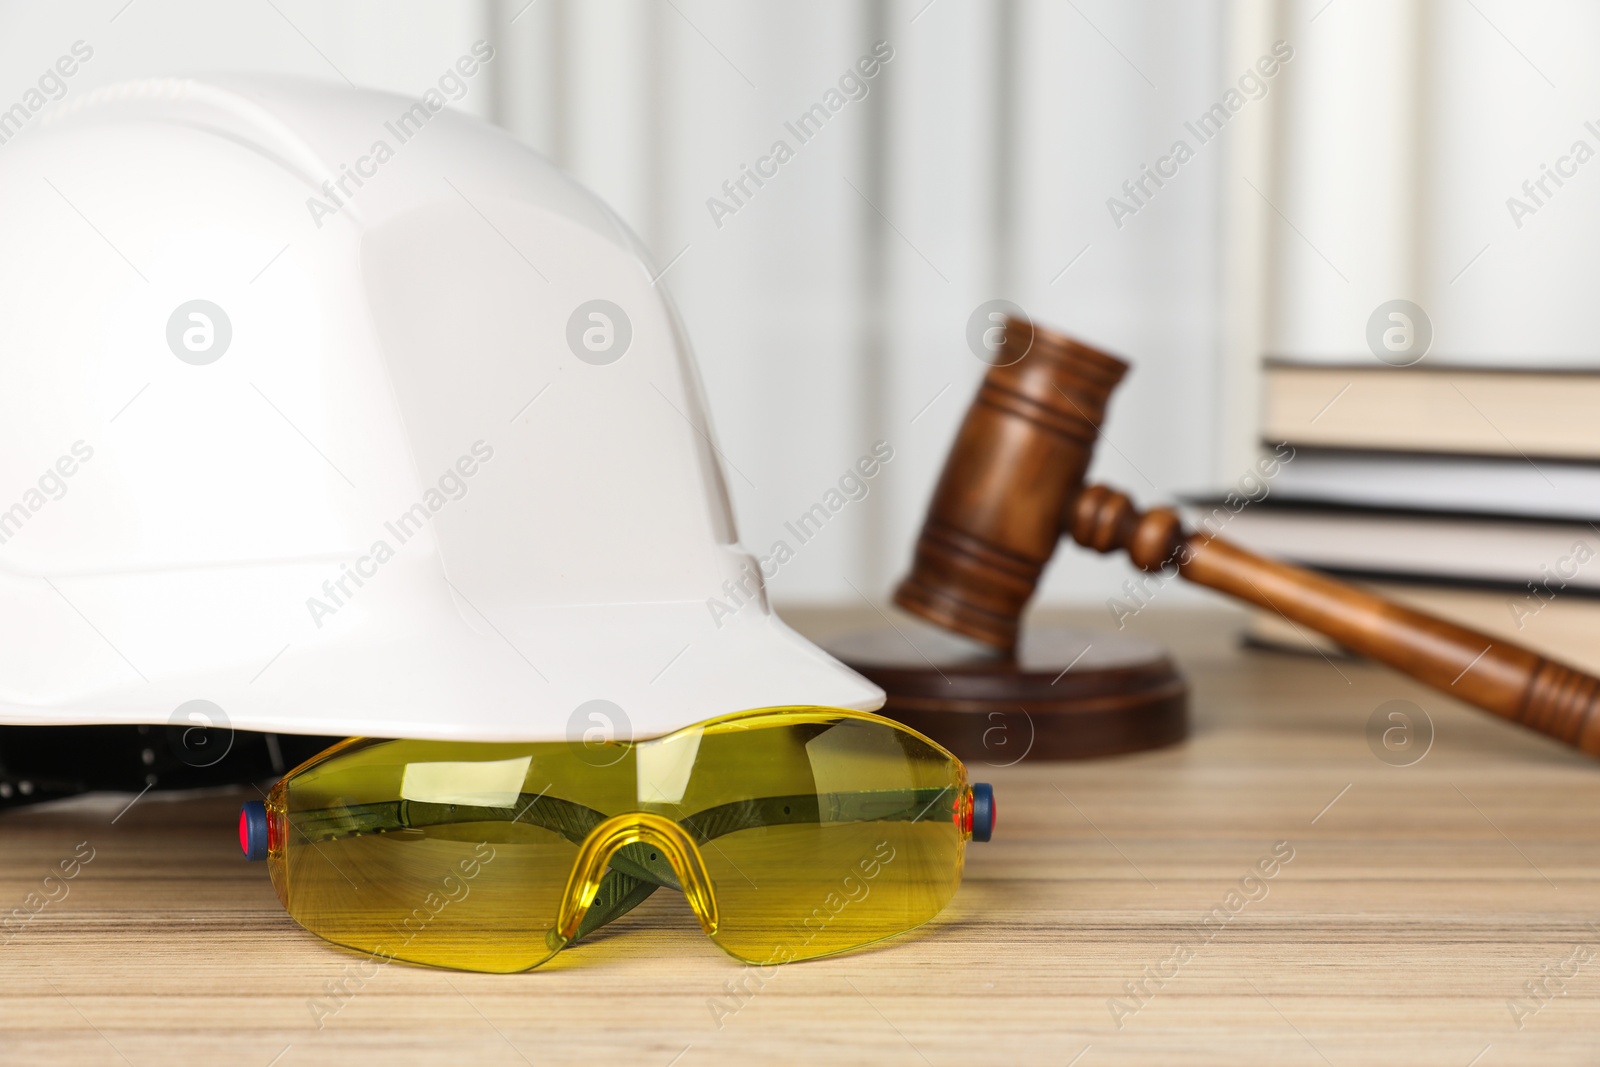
[839,318,1600,761]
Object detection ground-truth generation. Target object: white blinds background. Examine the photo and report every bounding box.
[489,0,1231,607]
[30,2,1593,605]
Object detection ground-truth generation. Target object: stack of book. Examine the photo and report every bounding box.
[1206,361,1600,671]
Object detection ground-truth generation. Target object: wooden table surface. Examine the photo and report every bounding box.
[3,607,1598,1066]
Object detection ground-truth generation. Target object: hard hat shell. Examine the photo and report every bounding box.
[0,74,882,742]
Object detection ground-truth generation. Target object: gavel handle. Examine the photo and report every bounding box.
[1071,483,1600,756]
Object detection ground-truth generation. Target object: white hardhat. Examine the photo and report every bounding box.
[0,73,882,742]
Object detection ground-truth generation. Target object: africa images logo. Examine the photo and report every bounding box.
[166,300,232,365]
[303,42,496,229]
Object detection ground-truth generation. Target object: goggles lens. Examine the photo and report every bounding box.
[260,707,978,972]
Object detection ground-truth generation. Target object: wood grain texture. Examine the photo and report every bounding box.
[1071,484,1600,757]
[896,321,1600,759]
[2,607,1599,1066]
[825,624,1188,761]
[892,319,1127,650]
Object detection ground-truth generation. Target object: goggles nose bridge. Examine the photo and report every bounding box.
[554,812,720,947]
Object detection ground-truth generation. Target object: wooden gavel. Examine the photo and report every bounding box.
[895,317,1600,757]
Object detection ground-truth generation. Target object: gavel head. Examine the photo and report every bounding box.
[892,317,1129,652]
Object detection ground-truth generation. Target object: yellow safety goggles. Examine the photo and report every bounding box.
[239,706,995,973]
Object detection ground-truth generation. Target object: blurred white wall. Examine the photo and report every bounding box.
[1267,0,1600,367]
[489,0,1232,611]
[7,1,1579,612]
